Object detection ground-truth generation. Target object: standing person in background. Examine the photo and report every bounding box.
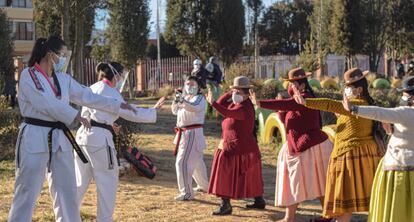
[171,76,209,201]
[209,56,223,85]
[191,59,207,89]
[207,76,265,216]
[8,36,135,222]
[75,62,165,222]
[250,68,333,222]
[3,79,17,108]
[292,68,382,222]
[342,76,414,222]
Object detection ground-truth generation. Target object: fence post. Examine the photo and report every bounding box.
[136,60,146,92]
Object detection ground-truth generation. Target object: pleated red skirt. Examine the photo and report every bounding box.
[208,148,264,199]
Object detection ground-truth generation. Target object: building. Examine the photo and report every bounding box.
[0,0,34,75]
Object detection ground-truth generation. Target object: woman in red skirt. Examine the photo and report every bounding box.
[206,76,265,216]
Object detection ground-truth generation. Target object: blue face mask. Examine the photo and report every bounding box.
[53,56,66,73]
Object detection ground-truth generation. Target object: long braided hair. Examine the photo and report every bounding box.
[351,78,386,154]
[296,78,323,129]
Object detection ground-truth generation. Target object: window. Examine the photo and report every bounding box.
[10,0,31,8]
[10,22,34,40]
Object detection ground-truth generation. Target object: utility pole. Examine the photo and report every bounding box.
[156,0,162,87]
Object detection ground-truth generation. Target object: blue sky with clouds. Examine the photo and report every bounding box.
[95,0,276,36]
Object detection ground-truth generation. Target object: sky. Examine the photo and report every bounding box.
[95,0,276,37]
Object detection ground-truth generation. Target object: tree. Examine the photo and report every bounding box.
[211,0,245,65]
[259,1,312,55]
[146,35,181,60]
[330,0,364,69]
[108,0,149,68]
[360,0,391,72]
[308,0,332,78]
[0,9,15,92]
[246,0,263,77]
[165,0,214,60]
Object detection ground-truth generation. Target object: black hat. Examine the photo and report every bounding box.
[397,76,414,92]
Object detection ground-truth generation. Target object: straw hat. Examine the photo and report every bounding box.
[343,68,369,86]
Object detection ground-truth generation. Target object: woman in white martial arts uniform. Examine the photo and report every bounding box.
[75,62,165,221]
[8,36,135,222]
[172,76,209,201]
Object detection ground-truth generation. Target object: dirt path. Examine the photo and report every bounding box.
[0,100,368,221]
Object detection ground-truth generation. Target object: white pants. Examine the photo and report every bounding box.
[175,129,209,196]
[8,148,81,222]
[75,145,118,222]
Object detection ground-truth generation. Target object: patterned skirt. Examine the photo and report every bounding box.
[322,143,382,218]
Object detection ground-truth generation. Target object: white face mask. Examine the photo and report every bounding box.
[53,56,66,73]
[184,84,198,95]
[232,92,244,104]
[344,86,356,99]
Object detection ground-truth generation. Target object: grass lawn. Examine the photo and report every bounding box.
[0,99,368,221]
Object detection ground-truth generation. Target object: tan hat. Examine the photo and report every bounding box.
[344,68,369,86]
[230,76,252,89]
[283,67,312,81]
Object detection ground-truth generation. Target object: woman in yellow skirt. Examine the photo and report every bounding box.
[292,68,382,222]
[342,76,414,222]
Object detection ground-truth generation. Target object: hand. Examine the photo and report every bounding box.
[249,89,260,107]
[154,96,166,110]
[382,122,394,135]
[276,93,283,100]
[76,113,91,129]
[292,85,305,105]
[112,123,122,135]
[342,91,352,112]
[121,102,137,114]
[206,87,214,104]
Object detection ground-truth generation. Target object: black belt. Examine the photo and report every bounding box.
[90,120,121,167]
[23,117,88,172]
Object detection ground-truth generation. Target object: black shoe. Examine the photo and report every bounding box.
[246,198,266,209]
[212,204,232,216]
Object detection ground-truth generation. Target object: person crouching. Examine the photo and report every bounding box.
[172,76,209,201]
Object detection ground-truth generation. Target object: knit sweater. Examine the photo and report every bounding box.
[357,106,414,171]
[259,93,328,155]
[305,98,377,157]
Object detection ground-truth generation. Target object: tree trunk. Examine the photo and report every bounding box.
[73,1,84,82]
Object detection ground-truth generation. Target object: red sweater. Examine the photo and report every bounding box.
[259,93,328,155]
[212,92,260,155]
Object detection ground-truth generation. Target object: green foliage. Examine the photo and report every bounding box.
[146,35,181,60]
[259,1,312,55]
[165,0,244,65]
[222,63,255,91]
[296,40,320,72]
[91,37,111,62]
[372,78,390,89]
[108,0,149,68]
[330,0,364,61]
[0,9,15,92]
[0,96,20,160]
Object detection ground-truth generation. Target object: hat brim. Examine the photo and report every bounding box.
[283,73,312,81]
[344,72,369,86]
[230,85,253,89]
[396,86,414,92]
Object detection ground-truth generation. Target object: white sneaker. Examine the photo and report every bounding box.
[175,194,194,201]
[193,187,207,193]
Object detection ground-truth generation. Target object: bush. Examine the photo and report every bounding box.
[0,96,21,160]
[156,85,175,98]
[372,78,390,89]
[222,63,255,91]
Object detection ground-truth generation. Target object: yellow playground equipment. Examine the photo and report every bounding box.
[258,109,337,145]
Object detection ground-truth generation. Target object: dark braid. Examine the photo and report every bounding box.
[297,79,323,129]
[351,78,378,136]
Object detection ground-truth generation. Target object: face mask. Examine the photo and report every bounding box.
[193,64,201,70]
[344,86,356,99]
[184,85,198,95]
[232,92,244,104]
[53,56,66,73]
[399,95,413,106]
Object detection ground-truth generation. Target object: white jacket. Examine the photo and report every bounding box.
[18,65,121,153]
[76,81,157,150]
[357,105,414,171]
